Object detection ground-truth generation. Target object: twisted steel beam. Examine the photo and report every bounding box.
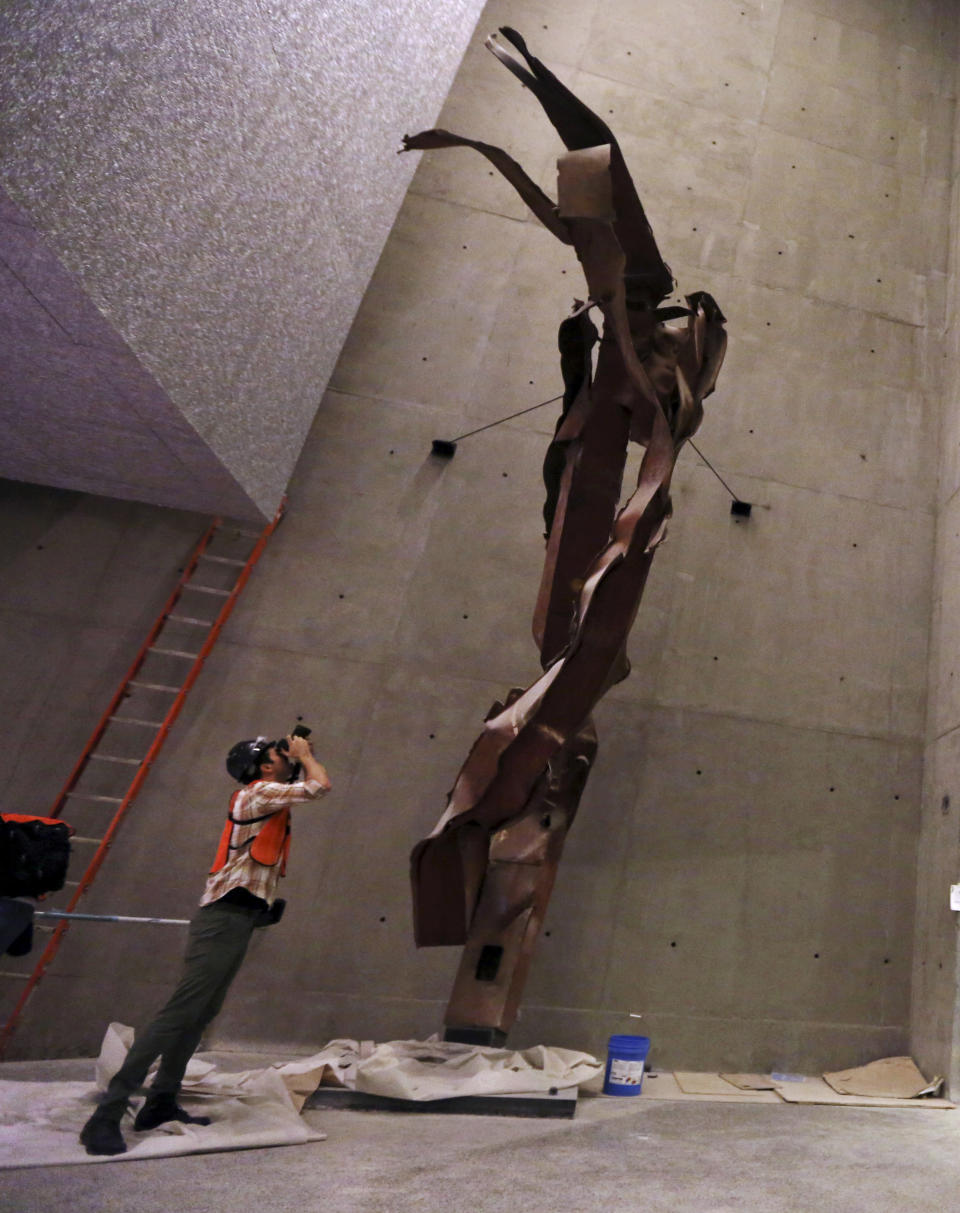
[403,28,727,1041]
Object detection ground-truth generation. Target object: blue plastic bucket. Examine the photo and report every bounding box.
[603,1034,651,1095]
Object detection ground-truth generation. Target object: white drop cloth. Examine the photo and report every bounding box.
[350,1038,602,1101]
[0,1024,325,1169]
[0,1028,601,1168]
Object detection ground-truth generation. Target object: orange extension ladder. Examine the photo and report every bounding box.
[0,501,285,1056]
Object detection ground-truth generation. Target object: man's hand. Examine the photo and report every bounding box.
[286,735,313,763]
[286,735,332,792]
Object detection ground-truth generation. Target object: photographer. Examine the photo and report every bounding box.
[79,731,330,1156]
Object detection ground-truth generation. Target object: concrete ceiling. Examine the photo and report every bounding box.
[0,2,487,524]
[0,186,262,519]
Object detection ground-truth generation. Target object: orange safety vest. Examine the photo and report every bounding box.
[209,785,291,875]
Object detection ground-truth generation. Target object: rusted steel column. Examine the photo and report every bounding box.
[443,720,597,1042]
[403,27,727,1042]
[535,331,632,669]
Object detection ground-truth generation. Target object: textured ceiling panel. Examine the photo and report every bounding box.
[0,0,486,517]
[0,188,259,516]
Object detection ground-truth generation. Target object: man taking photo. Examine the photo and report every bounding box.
[80,731,330,1155]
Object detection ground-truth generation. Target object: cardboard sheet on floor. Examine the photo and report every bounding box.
[674,1072,754,1096]
[822,1056,943,1099]
[638,1072,781,1103]
[0,1025,325,1169]
[772,1075,954,1109]
[720,1073,778,1091]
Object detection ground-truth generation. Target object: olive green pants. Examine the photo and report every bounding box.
[97,899,260,1120]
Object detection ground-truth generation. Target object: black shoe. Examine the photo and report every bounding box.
[80,1111,127,1155]
[133,1094,212,1131]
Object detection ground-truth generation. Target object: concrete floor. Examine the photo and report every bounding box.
[3,1054,959,1212]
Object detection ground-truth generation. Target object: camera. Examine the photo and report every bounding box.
[275,722,311,753]
[276,723,311,779]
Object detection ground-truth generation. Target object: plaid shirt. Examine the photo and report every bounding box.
[199,777,327,908]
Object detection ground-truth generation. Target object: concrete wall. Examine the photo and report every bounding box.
[911,46,960,1088]
[3,0,958,1076]
[0,0,485,517]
